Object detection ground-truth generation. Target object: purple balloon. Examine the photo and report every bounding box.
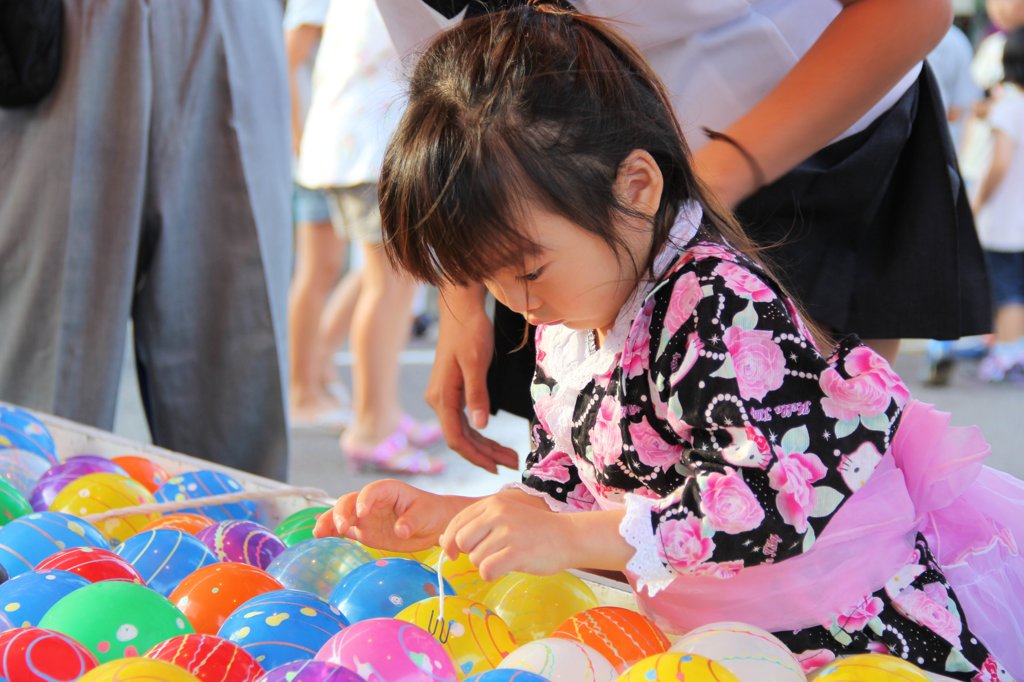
[258,660,363,682]
[29,455,128,511]
[196,520,285,568]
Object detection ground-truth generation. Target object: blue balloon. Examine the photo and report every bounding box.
[0,406,57,466]
[0,511,108,578]
[266,537,371,599]
[219,588,348,670]
[114,529,219,596]
[328,557,455,623]
[154,470,257,522]
[0,450,51,498]
[0,569,90,627]
[257,660,364,681]
[466,671,552,682]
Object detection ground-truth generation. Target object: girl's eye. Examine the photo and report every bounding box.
[518,266,545,283]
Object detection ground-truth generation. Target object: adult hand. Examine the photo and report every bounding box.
[427,285,519,473]
[439,492,575,582]
[313,479,463,553]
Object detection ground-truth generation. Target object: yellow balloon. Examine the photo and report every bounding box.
[482,571,599,644]
[358,542,438,563]
[397,595,518,679]
[79,657,202,682]
[423,548,495,602]
[617,653,740,682]
[808,654,931,681]
[49,473,159,542]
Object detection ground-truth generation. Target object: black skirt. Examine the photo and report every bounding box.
[735,63,992,340]
[487,63,992,419]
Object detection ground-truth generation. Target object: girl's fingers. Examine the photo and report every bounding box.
[475,546,517,583]
[313,510,336,539]
[330,494,359,537]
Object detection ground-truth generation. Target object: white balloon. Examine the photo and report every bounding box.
[671,621,806,682]
[499,637,617,682]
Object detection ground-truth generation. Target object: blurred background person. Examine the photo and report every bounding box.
[297,0,445,474]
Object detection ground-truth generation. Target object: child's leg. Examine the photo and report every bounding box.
[316,267,362,391]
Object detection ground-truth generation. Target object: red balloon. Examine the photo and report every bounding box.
[35,546,144,584]
[112,455,171,493]
[0,626,99,681]
[146,634,264,682]
[169,563,283,635]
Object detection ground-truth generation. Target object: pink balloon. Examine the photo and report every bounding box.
[315,618,457,682]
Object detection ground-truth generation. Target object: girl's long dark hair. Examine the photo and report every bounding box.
[379,4,828,349]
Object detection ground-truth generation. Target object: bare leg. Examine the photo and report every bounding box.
[317,267,363,389]
[343,241,417,447]
[288,219,345,417]
[993,303,1024,344]
[862,338,901,364]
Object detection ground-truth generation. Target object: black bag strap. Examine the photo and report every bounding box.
[0,0,64,107]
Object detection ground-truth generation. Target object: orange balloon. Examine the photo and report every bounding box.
[112,455,171,493]
[168,562,283,635]
[142,513,217,535]
[553,606,670,672]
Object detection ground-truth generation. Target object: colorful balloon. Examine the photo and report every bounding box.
[465,672,551,682]
[145,634,264,682]
[359,544,439,563]
[483,572,599,644]
[0,569,90,627]
[552,606,669,672]
[316,618,457,682]
[111,455,171,493]
[258,660,364,682]
[616,653,740,682]
[497,638,616,682]
[154,471,257,522]
[78,657,202,682]
[115,529,220,597]
[266,537,371,598]
[219,589,348,670]
[397,595,517,680]
[30,455,129,510]
[49,472,159,542]
[329,557,455,623]
[0,626,99,681]
[0,479,32,525]
[807,653,931,681]
[196,520,285,569]
[0,449,52,498]
[0,406,57,465]
[141,512,217,535]
[169,562,283,635]
[671,621,805,682]
[0,511,108,578]
[423,548,495,602]
[39,580,193,662]
[274,507,330,547]
[35,546,144,583]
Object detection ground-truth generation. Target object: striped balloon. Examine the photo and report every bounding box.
[146,634,264,682]
[0,626,99,681]
[115,529,219,597]
[0,511,108,578]
[197,521,284,569]
[552,606,669,672]
[154,471,256,523]
[36,546,144,584]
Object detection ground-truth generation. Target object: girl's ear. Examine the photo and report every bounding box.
[614,149,664,218]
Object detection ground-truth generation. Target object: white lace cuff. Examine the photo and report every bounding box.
[620,493,677,596]
[501,482,576,513]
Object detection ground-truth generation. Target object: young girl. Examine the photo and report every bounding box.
[314,6,1024,678]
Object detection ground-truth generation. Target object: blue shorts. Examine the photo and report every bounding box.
[985,250,1024,307]
[292,184,331,225]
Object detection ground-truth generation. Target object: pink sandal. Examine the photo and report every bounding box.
[342,431,445,475]
[398,415,444,449]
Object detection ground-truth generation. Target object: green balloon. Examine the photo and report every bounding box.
[274,506,329,547]
[39,581,193,662]
[0,479,32,525]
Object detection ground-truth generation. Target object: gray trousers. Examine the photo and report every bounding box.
[0,0,292,479]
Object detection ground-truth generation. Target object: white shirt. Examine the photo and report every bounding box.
[374,0,920,149]
[296,0,406,189]
[283,0,330,128]
[976,86,1024,252]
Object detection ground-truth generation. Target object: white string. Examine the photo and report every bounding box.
[80,486,337,524]
[436,548,446,624]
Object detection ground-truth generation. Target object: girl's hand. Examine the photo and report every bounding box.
[314,479,463,553]
[439,493,577,582]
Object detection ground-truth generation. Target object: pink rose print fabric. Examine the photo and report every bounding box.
[520,236,1003,679]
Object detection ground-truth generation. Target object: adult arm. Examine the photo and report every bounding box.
[693,0,953,207]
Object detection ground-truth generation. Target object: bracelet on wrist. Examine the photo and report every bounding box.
[701,126,767,189]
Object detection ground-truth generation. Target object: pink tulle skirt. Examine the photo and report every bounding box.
[627,401,1024,677]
